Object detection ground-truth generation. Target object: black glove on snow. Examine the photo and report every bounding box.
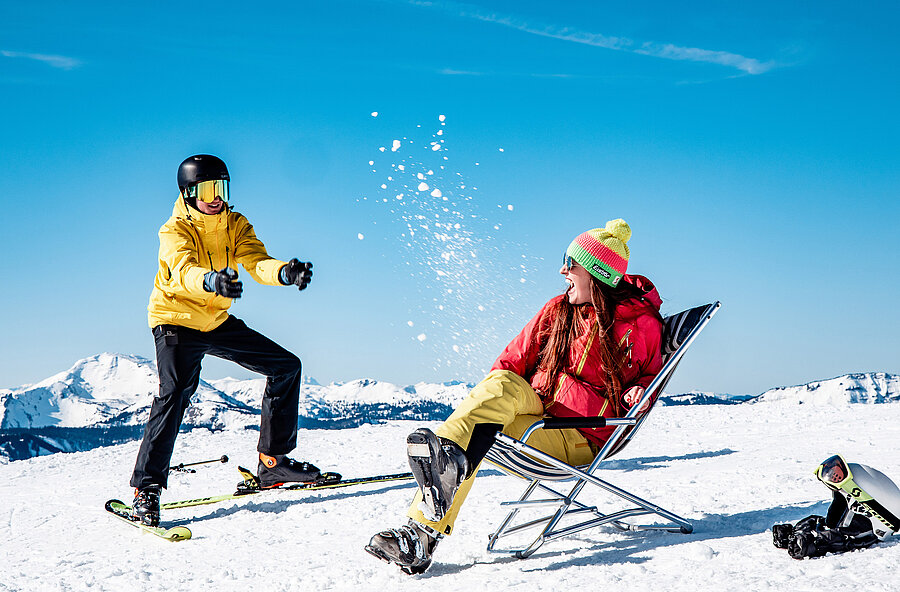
[204,268,243,299]
[280,258,313,291]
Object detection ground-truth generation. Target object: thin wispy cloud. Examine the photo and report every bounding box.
[1,50,81,70]
[439,68,574,79]
[410,1,774,75]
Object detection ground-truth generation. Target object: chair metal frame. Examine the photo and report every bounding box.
[484,301,721,558]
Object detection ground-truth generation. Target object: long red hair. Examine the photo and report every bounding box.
[535,278,648,414]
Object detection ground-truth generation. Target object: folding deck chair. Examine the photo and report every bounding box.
[484,301,721,558]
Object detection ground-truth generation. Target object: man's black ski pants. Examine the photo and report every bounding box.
[131,316,301,489]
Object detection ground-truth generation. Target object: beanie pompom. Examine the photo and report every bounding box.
[605,218,631,243]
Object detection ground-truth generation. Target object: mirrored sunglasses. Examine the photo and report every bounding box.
[562,254,576,271]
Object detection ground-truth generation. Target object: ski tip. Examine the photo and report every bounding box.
[167,526,193,541]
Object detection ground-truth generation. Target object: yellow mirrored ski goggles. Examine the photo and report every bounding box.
[190,179,229,203]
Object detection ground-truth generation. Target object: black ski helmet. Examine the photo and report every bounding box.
[177,154,230,192]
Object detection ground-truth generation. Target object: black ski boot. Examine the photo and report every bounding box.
[406,428,469,521]
[257,453,321,488]
[132,485,161,527]
[365,520,442,574]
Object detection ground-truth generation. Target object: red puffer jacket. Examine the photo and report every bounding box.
[491,275,664,445]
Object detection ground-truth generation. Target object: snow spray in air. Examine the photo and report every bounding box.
[359,114,540,381]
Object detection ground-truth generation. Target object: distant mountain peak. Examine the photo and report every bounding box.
[752,372,900,405]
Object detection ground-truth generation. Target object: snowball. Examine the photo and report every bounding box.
[417,173,425,180]
[507,204,514,211]
[368,160,374,165]
[379,147,386,152]
[407,321,414,327]
[431,144,441,151]
[391,140,401,152]
[499,148,504,152]
[431,188,442,198]
[380,184,387,189]
[417,333,427,342]
[417,182,429,192]
[371,111,378,117]
[357,233,364,240]
[439,114,446,122]
[452,345,460,353]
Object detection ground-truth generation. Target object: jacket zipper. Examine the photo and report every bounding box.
[619,329,634,368]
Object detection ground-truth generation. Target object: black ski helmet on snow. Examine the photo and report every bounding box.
[177,154,230,192]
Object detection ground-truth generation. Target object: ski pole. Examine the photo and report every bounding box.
[169,455,229,473]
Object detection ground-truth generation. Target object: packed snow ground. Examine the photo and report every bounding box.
[2,402,899,592]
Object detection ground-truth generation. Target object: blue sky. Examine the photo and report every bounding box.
[1,1,898,395]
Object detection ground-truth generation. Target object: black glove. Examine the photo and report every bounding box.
[280,258,313,291]
[204,268,243,299]
[772,523,795,549]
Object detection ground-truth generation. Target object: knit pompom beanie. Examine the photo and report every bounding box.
[565,218,631,287]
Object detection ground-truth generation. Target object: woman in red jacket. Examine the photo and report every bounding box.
[366,219,664,574]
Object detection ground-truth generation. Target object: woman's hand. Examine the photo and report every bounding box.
[623,386,650,414]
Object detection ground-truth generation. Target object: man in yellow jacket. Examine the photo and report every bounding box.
[130,154,317,526]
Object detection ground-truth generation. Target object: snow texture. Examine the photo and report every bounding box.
[2,401,899,591]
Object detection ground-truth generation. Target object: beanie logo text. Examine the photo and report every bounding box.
[591,264,611,279]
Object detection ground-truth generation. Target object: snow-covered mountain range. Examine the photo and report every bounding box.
[1,353,897,461]
[0,354,467,461]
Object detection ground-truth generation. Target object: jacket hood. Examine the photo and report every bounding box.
[616,274,662,320]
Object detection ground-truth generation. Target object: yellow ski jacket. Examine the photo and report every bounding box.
[147,197,287,331]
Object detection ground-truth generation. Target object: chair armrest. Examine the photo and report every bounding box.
[542,417,608,429]
[515,416,639,443]
[542,417,638,430]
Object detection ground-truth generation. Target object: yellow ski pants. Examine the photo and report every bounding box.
[407,369,597,535]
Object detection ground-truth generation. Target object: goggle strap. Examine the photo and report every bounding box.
[858,498,900,532]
